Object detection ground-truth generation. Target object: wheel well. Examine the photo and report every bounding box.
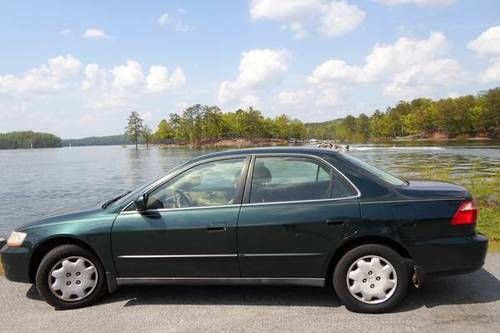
[29,237,100,283]
[325,236,412,286]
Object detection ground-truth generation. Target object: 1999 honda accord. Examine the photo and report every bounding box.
[0,148,488,313]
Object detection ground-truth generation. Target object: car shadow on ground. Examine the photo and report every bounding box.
[398,268,500,312]
[25,268,500,311]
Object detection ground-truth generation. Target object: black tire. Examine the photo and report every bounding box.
[333,244,409,313]
[35,244,107,309]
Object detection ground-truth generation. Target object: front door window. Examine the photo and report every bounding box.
[147,158,246,209]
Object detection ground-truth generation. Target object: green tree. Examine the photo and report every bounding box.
[142,125,153,148]
[274,114,290,139]
[483,88,500,136]
[289,119,306,140]
[154,119,174,143]
[356,114,370,141]
[125,111,144,149]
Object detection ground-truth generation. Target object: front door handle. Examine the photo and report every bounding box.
[325,219,347,225]
[207,223,228,232]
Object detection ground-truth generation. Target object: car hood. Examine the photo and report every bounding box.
[18,208,111,231]
[397,180,471,200]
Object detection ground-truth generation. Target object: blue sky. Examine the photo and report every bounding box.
[0,0,499,138]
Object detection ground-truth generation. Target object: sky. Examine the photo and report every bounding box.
[0,0,499,138]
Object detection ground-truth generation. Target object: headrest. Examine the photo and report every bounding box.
[253,164,272,185]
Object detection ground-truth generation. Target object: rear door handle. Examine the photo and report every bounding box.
[325,219,347,225]
[207,223,228,232]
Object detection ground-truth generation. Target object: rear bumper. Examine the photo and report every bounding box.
[0,245,31,283]
[408,234,488,276]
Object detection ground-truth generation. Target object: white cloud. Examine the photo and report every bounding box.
[237,49,289,87]
[146,66,187,92]
[218,49,289,106]
[308,32,465,100]
[278,89,310,105]
[146,66,170,93]
[467,25,500,57]
[375,0,455,6]
[111,61,146,91]
[468,26,500,83]
[277,85,346,108]
[0,54,81,94]
[169,67,187,88]
[250,0,323,21]
[308,59,366,85]
[249,0,365,38]
[383,59,464,98]
[158,10,195,32]
[83,28,111,39]
[315,85,348,106]
[318,1,366,37]
[0,55,187,137]
[81,64,108,91]
[479,59,500,83]
[80,61,187,110]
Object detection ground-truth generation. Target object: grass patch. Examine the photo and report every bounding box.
[477,207,500,252]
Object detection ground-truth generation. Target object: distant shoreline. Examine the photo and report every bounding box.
[1,137,499,150]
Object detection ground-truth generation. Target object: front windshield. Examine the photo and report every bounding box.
[339,153,407,186]
[105,182,151,209]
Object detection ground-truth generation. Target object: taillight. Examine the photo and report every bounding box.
[451,200,478,225]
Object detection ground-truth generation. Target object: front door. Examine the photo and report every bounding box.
[112,157,248,278]
[237,155,360,278]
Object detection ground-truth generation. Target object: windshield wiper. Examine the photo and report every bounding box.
[102,191,132,209]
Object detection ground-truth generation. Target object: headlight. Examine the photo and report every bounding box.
[7,231,27,247]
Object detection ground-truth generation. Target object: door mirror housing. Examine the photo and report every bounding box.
[134,194,147,211]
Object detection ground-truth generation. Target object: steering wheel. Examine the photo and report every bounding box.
[168,189,193,208]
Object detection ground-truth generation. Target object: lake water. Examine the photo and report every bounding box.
[0,144,499,235]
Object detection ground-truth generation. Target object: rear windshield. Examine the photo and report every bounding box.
[339,153,407,186]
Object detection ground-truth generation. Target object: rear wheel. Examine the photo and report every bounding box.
[333,244,409,313]
[35,244,106,309]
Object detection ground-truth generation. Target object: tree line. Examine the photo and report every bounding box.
[306,88,500,142]
[137,87,498,145]
[0,131,62,149]
[63,135,130,147]
[125,106,307,147]
[152,105,307,144]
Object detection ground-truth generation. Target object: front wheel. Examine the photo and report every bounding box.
[333,244,409,313]
[35,244,107,309]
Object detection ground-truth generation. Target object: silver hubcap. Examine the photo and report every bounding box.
[48,256,98,302]
[346,255,397,304]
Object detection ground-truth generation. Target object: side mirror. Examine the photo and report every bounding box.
[134,194,147,211]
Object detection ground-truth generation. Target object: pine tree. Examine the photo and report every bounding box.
[125,111,144,149]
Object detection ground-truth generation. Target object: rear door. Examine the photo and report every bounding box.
[237,154,360,278]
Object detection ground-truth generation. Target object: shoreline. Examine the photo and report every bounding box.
[1,137,499,150]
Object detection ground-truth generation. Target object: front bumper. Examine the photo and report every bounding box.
[408,234,488,276]
[0,245,31,283]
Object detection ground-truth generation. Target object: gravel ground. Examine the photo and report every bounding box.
[0,254,499,333]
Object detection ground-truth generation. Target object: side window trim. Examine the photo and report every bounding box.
[241,153,361,205]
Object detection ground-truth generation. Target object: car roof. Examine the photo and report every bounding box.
[190,146,339,163]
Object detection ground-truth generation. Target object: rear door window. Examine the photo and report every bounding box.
[249,156,356,204]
